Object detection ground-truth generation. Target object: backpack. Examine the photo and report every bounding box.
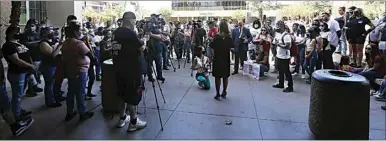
[281,33,298,56]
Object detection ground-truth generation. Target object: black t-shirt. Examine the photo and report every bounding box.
[346,16,371,38]
[1,41,32,73]
[20,32,40,61]
[112,27,144,78]
[194,28,206,46]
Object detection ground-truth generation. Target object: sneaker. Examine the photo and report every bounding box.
[46,102,62,108]
[87,93,97,97]
[374,94,386,101]
[33,86,43,93]
[84,96,92,100]
[283,87,294,93]
[272,84,284,89]
[65,111,77,122]
[381,106,386,111]
[79,112,94,121]
[11,118,34,136]
[127,118,147,132]
[301,74,306,79]
[116,115,130,128]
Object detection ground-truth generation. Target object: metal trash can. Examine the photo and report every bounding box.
[101,59,124,113]
[309,69,370,140]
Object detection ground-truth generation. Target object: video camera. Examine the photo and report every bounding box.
[137,14,165,36]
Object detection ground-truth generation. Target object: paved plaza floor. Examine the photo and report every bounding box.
[1,60,385,140]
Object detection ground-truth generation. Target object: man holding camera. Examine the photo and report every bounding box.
[112,11,147,132]
[146,14,166,82]
[231,20,252,75]
[192,20,206,60]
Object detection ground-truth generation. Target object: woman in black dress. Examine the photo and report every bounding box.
[211,20,233,100]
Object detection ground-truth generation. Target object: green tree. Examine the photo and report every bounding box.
[250,1,282,19]
[279,3,314,18]
[364,1,385,20]
[157,8,173,21]
[232,10,245,21]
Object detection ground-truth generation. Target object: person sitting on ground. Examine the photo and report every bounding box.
[253,27,271,77]
[374,79,386,101]
[338,56,363,73]
[191,46,210,90]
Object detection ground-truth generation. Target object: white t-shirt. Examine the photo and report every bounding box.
[320,31,332,50]
[326,19,341,47]
[306,38,315,52]
[273,32,291,59]
[369,22,386,42]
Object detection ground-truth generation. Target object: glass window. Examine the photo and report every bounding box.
[29,1,47,23]
[19,1,27,25]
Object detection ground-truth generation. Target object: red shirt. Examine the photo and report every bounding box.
[255,34,271,53]
[374,55,386,75]
[208,27,218,38]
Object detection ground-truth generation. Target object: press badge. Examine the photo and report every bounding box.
[358,20,363,24]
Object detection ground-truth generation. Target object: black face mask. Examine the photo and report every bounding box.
[14,34,21,40]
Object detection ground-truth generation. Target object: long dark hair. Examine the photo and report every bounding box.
[297,25,306,37]
[24,19,37,33]
[218,20,230,35]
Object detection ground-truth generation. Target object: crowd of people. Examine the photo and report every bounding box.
[0,5,385,138]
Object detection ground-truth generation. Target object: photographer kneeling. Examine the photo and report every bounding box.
[112,12,147,132]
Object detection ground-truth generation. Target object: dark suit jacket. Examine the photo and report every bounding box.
[231,26,252,52]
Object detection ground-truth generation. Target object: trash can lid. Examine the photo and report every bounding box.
[103,59,113,65]
[312,69,369,84]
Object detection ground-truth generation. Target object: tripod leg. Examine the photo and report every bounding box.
[151,65,166,103]
[150,74,164,131]
[168,53,176,72]
[183,58,187,68]
[178,59,180,69]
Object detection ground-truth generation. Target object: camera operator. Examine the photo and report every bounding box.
[172,21,184,61]
[145,14,166,82]
[192,20,207,60]
[160,19,171,70]
[111,11,147,132]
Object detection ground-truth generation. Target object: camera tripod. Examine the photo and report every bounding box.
[141,49,167,131]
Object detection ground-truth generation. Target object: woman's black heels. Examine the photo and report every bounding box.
[214,93,221,100]
[221,92,227,98]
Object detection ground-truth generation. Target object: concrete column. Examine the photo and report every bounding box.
[46,1,83,28]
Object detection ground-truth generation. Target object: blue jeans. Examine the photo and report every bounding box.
[66,72,87,115]
[40,66,57,105]
[359,70,384,90]
[379,80,386,94]
[335,39,347,55]
[303,57,318,79]
[184,41,192,61]
[7,72,27,117]
[161,43,169,68]
[0,84,10,111]
[295,44,306,74]
[94,48,101,78]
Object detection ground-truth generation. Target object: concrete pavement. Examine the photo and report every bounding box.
[1,61,385,140]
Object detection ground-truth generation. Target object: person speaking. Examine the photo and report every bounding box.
[111,11,147,132]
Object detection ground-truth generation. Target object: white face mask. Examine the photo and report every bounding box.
[30,27,36,32]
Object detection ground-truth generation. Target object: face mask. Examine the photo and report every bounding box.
[129,19,136,26]
[31,27,36,32]
[14,33,21,40]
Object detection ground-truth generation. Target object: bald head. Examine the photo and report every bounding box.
[122,11,136,28]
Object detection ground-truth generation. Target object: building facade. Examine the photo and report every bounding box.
[170,1,248,22]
